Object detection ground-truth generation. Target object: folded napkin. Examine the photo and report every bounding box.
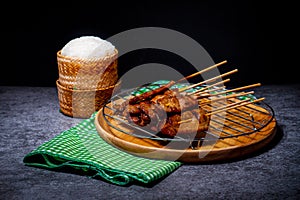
[23,113,182,186]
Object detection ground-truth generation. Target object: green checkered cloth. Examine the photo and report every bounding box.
[23,113,182,186]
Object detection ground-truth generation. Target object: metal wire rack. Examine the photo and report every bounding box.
[101,81,275,147]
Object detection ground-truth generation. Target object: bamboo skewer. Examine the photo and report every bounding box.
[178,118,195,124]
[193,86,226,96]
[195,83,261,98]
[198,91,255,105]
[206,97,265,116]
[188,78,231,95]
[177,97,264,124]
[208,98,250,112]
[177,60,227,82]
[179,69,238,92]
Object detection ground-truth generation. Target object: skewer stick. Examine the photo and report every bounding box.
[178,93,261,124]
[179,69,238,92]
[193,86,226,96]
[208,98,250,112]
[188,78,230,95]
[206,97,265,116]
[177,60,227,82]
[198,91,255,105]
[196,83,261,98]
[178,118,194,124]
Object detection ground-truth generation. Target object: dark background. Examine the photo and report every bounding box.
[1,1,297,87]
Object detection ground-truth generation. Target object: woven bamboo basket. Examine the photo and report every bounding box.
[57,49,118,90]
[56,79,121,118]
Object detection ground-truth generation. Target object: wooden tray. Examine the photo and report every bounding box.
[94,100,277,163]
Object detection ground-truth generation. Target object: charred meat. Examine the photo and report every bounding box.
[114,83,211,138]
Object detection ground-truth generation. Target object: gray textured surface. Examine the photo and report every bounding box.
[0,85,299,200]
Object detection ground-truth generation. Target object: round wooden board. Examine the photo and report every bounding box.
[94,103,277,163]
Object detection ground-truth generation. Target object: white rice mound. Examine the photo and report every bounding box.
[61,36,115,59]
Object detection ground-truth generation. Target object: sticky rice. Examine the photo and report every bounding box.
[61,36,115,59]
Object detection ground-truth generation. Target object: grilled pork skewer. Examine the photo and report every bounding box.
[115,87,211,138]
[129,80,176,105]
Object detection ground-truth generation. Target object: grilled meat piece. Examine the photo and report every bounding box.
[160,108,210,138]
[114,82,211,139]
[160,114,181,137]
[151,89,198,113]
[129,81,175,105]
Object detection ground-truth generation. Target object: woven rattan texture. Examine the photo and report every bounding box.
[57,49,118,90]
[56,80,121,118]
